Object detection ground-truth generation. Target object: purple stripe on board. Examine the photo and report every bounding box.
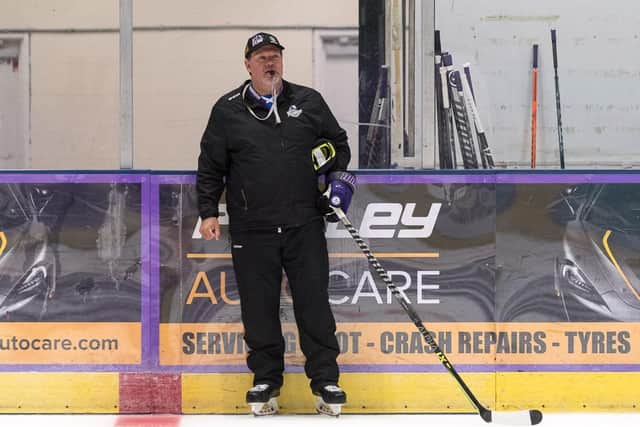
[355,174,495,184]
[148,177,161,368]
[331,364,640,373]
[146,363,640,374]
[4,172,640,185]
[494,364,640,372]
[0,364,148,372]
[140,175,151,367]
[0,174,147,183]
[155,174,196,185]
[341,364,455,373]
[150,172,640,186]
[152,173,496,185]
[496,173,640,184]
[157,365,253,373]
[0,363,637,373]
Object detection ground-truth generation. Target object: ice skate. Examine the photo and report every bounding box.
[314,385,346,416]
[246,384,280,416]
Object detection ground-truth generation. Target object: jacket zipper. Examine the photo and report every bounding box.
[273,96,285,150]
[277,106,292,214]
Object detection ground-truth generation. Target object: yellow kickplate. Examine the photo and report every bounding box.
[0,373,119,413]
[182,372,494,414]
[496,372,640,412]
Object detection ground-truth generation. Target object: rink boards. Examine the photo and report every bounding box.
[0,171,639,413]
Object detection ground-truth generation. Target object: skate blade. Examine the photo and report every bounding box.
[249,397,278,416]
[315,396,342,417]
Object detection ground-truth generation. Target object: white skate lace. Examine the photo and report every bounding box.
[324,385,342,392]
[250,384,270,392]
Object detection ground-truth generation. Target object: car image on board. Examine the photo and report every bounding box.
[552,184,640,322]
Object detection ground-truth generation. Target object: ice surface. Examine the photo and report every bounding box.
[1,413,639,427]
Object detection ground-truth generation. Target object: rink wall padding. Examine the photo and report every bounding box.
[181,372,495,414]
[0,372,638,413]
[0,373,119,413]
[1,171,640,413]
[495,372,640,412]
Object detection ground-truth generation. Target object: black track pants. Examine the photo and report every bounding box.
[230,219,340,392]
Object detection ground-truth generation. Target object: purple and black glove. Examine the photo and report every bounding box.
[321,171,356,222]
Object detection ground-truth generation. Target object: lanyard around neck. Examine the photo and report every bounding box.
[242,82,282,124]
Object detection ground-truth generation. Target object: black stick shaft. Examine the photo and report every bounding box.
[333,207,489,419]
[551,29,565,169]
[332,207,544,425]
[434,31,453,168]
[441,53,458,168]
[463,64,495,169]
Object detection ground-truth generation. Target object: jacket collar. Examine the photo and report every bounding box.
[240,79,293,109]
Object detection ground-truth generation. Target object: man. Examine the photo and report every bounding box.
[196,32,355,416]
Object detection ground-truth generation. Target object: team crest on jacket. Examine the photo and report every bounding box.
[287,105,303,118]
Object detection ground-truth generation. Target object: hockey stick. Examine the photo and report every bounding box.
[434,31,453,169]
[530,44,539,169]
[332,206,543,426]
[365,65,391,168]
[463,63,495,169]
[551,29,565,169]
[448,68,479,169]
[440,53,458,168]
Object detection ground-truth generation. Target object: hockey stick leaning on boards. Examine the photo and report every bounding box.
[331,206,543,425]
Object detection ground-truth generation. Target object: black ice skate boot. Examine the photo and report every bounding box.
[313,384,347,416]
[246,384,280,416]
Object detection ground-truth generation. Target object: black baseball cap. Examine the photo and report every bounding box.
[244,32,285,59]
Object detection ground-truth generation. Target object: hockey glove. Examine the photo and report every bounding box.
[322,171,356,222]
[312,139,337,175]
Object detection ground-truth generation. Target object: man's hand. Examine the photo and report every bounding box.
[200,217,221,240]
[323,171,356,222]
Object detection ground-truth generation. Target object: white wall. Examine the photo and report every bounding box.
[30,33,120,169]
[0,35,29,168]
[0,0,358,170]
[313,30,359,170]
[0,0,118,30]
[436,0,640,168]
[2,1,640,169]
[133,29,314,169]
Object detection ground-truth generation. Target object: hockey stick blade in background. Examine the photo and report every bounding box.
[448,69,479,169]
[551,29,566,169]
[463,63,495,169]
[332,206,543,425]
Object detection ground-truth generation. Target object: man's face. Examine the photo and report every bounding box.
[244,45,284,94]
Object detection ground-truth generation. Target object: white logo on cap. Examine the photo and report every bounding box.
[269,36,277,44]
[251,34,264,47]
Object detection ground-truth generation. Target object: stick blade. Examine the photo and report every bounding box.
[490,409,543,425]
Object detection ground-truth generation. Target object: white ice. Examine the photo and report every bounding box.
[1,413,639,427]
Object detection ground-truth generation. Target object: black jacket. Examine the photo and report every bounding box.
[197,79,350,232]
